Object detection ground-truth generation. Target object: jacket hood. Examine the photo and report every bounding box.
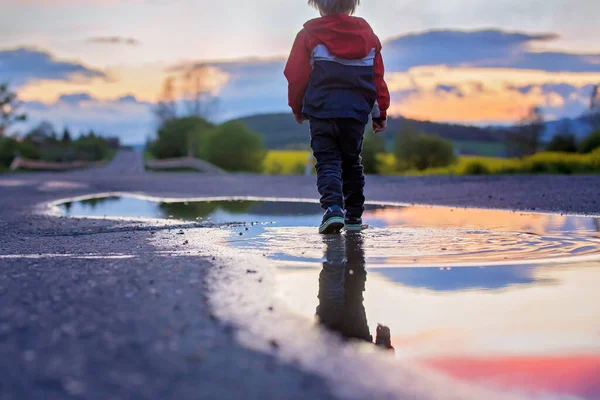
[304,15,377,59]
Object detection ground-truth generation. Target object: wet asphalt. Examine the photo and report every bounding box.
[0,151,599,400]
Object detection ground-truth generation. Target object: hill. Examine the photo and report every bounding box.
[235,113,504,151]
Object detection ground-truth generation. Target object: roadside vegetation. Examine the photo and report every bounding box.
[142,76,600,176]
[0,82,120,171]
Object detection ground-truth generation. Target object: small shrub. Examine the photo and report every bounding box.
[588,148,600,170]
[546,133,577,153]
[0,137,18,167]
[460,160,491,175]
[579,130,600,154]
[394,130,455,171]
[521,152,592,175]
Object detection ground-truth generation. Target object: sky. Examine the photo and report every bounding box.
[2,0,600,143]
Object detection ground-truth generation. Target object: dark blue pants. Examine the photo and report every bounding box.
[309,118,366,219]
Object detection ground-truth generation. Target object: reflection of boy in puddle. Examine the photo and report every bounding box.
[316,233,394,352]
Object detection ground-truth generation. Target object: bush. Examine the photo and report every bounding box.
[546,133,577,153]
[362,129,386,174]
[204,121,266,172]
[394,130,455,171]
[0,137,18,167]
[459,159,491,175]
[579,130,600,154]
[150,117,213,159]
[589,148,600,169]
[519,152,595,174]
[72,134,111,161]
[0,137,41,167]
[17,139,41,160]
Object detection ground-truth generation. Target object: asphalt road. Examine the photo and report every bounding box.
[0,151,599,400]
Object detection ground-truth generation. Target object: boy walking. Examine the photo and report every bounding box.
[284,0,390,234]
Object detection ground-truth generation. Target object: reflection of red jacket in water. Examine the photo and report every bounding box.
[316,235,394,353]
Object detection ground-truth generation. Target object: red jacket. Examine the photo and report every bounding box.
[284,14,390,123]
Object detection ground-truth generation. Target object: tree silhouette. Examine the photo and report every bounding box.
[507,106,545,157]
[61,127,72,143]
[0,83,27,136]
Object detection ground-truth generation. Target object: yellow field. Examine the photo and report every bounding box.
[265,149,600,175]
[263,150,312,175]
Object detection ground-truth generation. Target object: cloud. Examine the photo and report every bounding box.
[166,29,600,122]
[387,79,597,124]
[87,36,140,46]
[0,48,106,87]
[21,93,153,144]
[435,84,464,98]
[383,29,600,73]
[504,83,596,120]
[13,29,600,131]
[58,92,95,105]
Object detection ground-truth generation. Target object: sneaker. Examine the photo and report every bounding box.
[344,216,363,232]
[319,206,345,234]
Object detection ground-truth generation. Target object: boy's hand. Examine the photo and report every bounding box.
[294,113,308,124]
[373,119,387,134]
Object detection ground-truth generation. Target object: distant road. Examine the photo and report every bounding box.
[98,149,144,174]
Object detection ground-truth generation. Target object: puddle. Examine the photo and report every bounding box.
[59,196,600,399]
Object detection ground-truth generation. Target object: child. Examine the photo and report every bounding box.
[284,0,390,234]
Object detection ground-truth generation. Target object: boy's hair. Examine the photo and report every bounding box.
[308,0,360,15]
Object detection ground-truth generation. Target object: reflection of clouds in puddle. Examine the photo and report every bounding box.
[241,226,600,267]
[276,263,600,358]
[271,229,600,399]
[269,235,600,399]
[369,207,600,235]
[423,354,600,400]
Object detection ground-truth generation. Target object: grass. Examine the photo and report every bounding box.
[263,149,600,176]
[386,150,600,176]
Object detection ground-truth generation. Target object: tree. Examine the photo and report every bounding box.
[152,77,178,125]
[507,106,545,157]
[587,85,600,130]
[394,125,455,171]
[25,121,57,145]
[362,129,386,174]
[181,66,218,119]
[203,122,266,172]
[149,116,213,159]
[72,131,111,161]
[61,127,72,143]
[546,122,577,153]
[152,67,219,126]
[579,130,600,154]
[0,83,27,136]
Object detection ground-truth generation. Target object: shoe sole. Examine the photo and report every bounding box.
[319,217,345,234]
[344,224,363,232]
